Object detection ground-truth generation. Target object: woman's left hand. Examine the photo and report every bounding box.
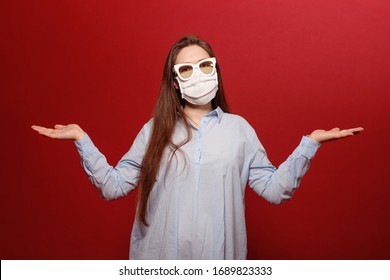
[308,127,364,144]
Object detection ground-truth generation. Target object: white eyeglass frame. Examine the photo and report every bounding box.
[174,57,217,81]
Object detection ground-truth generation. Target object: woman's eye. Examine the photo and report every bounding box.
[200,62,211,68]
[180,66,191,73]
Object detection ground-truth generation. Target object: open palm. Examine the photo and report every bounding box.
[309,127,364,143]
[31,124,85,141]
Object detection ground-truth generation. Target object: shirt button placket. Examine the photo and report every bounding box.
[196,130,202,164]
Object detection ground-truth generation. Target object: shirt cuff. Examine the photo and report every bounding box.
[297,136,321,159]
[74,133,94,158]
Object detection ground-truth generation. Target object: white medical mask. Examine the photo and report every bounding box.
[174,57,219,105]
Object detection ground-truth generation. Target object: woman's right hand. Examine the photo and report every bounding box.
[31,124,85,141]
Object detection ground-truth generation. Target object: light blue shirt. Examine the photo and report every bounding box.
[75,107,320,259]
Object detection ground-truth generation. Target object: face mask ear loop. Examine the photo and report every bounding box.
[175,77,185,99]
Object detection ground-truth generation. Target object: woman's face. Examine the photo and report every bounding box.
[174,45,218,107]
[175,45,210,65]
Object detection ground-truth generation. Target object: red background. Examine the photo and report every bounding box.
[1,0,389,259]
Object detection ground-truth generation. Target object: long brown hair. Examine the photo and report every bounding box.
[137,34,230,226]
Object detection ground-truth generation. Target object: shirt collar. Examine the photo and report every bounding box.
[207,106,224,123]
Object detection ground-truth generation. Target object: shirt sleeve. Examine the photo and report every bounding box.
[74,121,151,200]
[248,134,321,204]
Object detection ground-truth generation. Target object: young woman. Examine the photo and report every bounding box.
[31,35,363,259]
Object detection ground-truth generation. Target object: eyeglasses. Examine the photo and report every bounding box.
[174,57,217,81]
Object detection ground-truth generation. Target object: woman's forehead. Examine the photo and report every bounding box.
[175,45,210,64]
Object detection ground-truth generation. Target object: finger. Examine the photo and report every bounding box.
[337,129,363,139]
[37,126,64,138]
[343,127,364,135]
[330,127,340,132]
[54,124,66,129]
[31,125,49,133]
[340,132,355,137]
[37,127,56,137]
[32,125,44,130]
[351,127,364,134]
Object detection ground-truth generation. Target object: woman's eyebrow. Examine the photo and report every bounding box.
[178,57,210,64]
